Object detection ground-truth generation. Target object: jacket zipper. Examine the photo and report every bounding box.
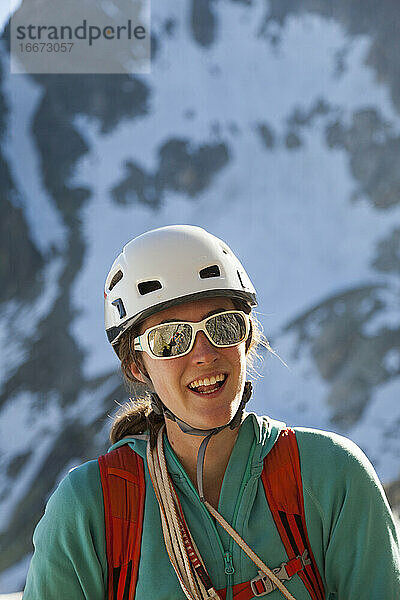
[224,552,235,600]
[226,439,257,599]
[166,437,257,597]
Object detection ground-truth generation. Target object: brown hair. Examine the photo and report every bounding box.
[109,303,271,446]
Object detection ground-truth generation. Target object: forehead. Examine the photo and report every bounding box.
[140,297,235,332]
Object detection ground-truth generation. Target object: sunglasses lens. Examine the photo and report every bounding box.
[148,323,192,357]
[146,312,247,358]
[205,312,247,346]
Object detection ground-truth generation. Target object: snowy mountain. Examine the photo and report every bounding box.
[0,0,399,592]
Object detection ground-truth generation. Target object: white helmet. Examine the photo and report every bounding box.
[104,225,257,354]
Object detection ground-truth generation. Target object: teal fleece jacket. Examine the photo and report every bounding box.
[23,414,400,599]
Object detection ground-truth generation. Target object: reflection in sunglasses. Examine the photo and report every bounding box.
[134,311,249,359]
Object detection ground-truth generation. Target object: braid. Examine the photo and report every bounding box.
[109,397,164,448]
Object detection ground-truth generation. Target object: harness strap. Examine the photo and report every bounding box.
[99,446,145,600]
[261,429,325,600]
[215,553,308,599]
[99,428,325,600]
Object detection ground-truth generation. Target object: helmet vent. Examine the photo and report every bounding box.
[199,265,221,279]
[109,270,123,291]
[138,280,162,295]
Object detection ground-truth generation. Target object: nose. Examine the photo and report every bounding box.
[190,331,219,364]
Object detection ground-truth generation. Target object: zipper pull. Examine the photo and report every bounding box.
[224,552,235,575]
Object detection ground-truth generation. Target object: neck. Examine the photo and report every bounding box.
[165,418,241,509]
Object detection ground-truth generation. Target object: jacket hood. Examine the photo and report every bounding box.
[247,412,286,462]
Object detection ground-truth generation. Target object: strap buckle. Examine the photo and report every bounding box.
[299,549,311,568]
[250,570,276,596]
[250,551,311,597]
[250,564,289,597]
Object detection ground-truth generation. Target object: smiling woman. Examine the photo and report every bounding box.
[113,298,264,447]
[23,226,400,600]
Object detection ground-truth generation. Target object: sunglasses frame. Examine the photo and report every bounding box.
[133,310,250,360]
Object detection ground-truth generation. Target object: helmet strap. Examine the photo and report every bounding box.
[149,381,253,502]
[150,381,252,436]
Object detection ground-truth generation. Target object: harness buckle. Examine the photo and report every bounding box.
[250,570,276,596]
[250,551,311,597]
[250,563,290,597]
[273,562,291,581]
[299,549,311,568]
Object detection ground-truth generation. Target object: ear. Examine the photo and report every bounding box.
[129,361,147,383]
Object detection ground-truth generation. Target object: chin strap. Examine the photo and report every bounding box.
[149,382,253,502]
[150,381,252,435]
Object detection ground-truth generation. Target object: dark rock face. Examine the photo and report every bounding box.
[257,123,275,149]
[191,0,218,48]
[0,42,229,582]
[372,228,400,274]
[285,131,302,150]
[0,53,43,305]
[0,65,152,584]
[285,285,400,428]
[287,99,331,128]
[325,109,400,210]
[32,75,150,209]
[0,188,44,304]
[112,139,230,207]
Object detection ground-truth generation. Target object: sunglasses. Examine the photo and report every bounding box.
[133,310,250,359]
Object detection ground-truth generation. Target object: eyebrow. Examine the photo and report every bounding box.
[159,308,230,325]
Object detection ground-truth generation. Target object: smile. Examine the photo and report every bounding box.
[188,373,227,395]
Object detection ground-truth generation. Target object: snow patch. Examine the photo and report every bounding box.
[250,328,332,430]
[383,349,400,375]
[0,258,63,391]
[1,47,67,256]
[0,392,63,535]
[65,374,121,426]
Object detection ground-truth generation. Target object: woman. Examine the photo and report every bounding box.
[23,225,400,599]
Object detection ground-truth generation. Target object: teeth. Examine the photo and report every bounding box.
[188,373,226,390]
[198,386,219,394]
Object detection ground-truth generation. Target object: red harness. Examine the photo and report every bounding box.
[98,428,325,600]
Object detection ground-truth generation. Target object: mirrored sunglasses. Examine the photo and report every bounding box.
[133,310,250,359]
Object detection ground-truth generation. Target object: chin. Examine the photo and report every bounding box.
[190,403,239,430]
